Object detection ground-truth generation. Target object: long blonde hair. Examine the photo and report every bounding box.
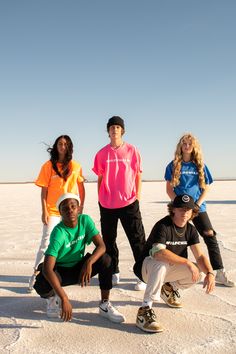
[171,133,206,189]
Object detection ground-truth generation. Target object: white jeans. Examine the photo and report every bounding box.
[141,256,201,303]
[33,216,61,270]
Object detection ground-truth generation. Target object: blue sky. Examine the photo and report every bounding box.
[0,0,235,182]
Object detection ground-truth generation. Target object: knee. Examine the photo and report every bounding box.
[203,229,215,237]
[100,253,112,268]
[153,261,168,276]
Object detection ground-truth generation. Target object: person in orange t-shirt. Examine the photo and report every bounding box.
[28,135,85,292]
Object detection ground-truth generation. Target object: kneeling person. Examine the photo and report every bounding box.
[34,193,125,323]
[133,194,215,333]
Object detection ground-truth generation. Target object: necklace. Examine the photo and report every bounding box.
[173,223,186,237]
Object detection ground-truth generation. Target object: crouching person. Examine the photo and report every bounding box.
[133,194,215,333]
[34,193,125,323]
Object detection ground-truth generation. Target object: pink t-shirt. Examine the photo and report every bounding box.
[92,143,142,209]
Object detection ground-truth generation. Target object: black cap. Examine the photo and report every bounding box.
[107,116,125,130]
[172,195,195,209]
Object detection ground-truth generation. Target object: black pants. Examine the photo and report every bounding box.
[33,253,113,298]
[192,212,223,270]
[99,200,146,274]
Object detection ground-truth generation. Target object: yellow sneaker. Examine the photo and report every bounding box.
[136,306,163,333]
[160,283,182,308]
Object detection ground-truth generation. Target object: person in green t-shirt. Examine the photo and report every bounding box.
[34,193,125,323]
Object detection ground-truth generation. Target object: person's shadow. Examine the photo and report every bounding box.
[0,274,167,334]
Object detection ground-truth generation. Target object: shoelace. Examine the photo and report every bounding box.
[172,289,181,302]
[102,301,116,313]
[145,308,156,323]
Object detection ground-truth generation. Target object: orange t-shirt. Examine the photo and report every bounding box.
[35,160,84,216]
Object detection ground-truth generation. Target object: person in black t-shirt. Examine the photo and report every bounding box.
[134,194,215,333]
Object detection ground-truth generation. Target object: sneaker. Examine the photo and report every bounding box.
[136,306,163,333]
[46,295,61,318]
[112,273,120,286]
[215,269,235,287]
[27,273,37,293]
[160,283,182,308]
[134,279,147,291]
[99,301,125,323]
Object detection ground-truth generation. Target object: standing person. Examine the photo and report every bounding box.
[164,133,235,287]
[134,194,215,333]
[28,135,85,292]
[92,116,146,290]
[33,193,125,323]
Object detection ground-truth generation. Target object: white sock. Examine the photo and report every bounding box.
[142,300,153,308]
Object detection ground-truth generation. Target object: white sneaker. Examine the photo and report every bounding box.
[46,295,61,318]
[99,301,125,323]
[27,273,37,293]
[134,279,146,291]
[112,273,120,286]
[215,269,235,287]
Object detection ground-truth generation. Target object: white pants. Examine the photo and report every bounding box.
[33,216,61,270]
[141,256,201,303]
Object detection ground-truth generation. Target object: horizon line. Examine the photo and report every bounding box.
[1,178,236,185]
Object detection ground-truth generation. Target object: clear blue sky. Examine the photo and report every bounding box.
[1,0,236,182]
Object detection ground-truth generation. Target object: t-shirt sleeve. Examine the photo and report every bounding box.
[188,225,200,245]
[92,152,103,176]
[76,164,84,183]
[148,222,167,247]
[45,226,63,258]
[135,148,143,173]
[35,161,52,187]
[84,215,100,245]
[164,162,173,181]
[204,164,213,185]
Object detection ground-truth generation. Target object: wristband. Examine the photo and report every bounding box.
[207,271,215,277]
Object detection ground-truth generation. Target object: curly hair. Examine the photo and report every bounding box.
[47,135,73,181]
[171,133,206,189]
[167,202,199,220]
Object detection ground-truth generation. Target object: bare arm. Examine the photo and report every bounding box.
[166,181,176,201]
[190,243,215,293]
[195,184,210,207]
[77,181,85,213]
[135,172,142,201]
[43,255,72,321]
[41,187,49,225]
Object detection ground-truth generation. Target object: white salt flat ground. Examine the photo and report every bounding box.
[0,181,236,354]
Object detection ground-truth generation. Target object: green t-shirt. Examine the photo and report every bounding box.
[45,214,99,267]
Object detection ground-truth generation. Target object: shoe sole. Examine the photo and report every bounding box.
[160,294,183,308]
[27,288,35,293]
[215,281,235,287]
[134,285,147,291]
[47,312,61,318]
[99,310,125,323]
[136,322,163,333]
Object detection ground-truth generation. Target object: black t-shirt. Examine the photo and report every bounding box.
[133,215,199,280]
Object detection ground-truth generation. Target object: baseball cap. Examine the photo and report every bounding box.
[172,194,195,209]
[56,193,80,210]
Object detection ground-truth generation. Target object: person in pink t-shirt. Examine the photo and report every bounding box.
[92,116,146,290]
